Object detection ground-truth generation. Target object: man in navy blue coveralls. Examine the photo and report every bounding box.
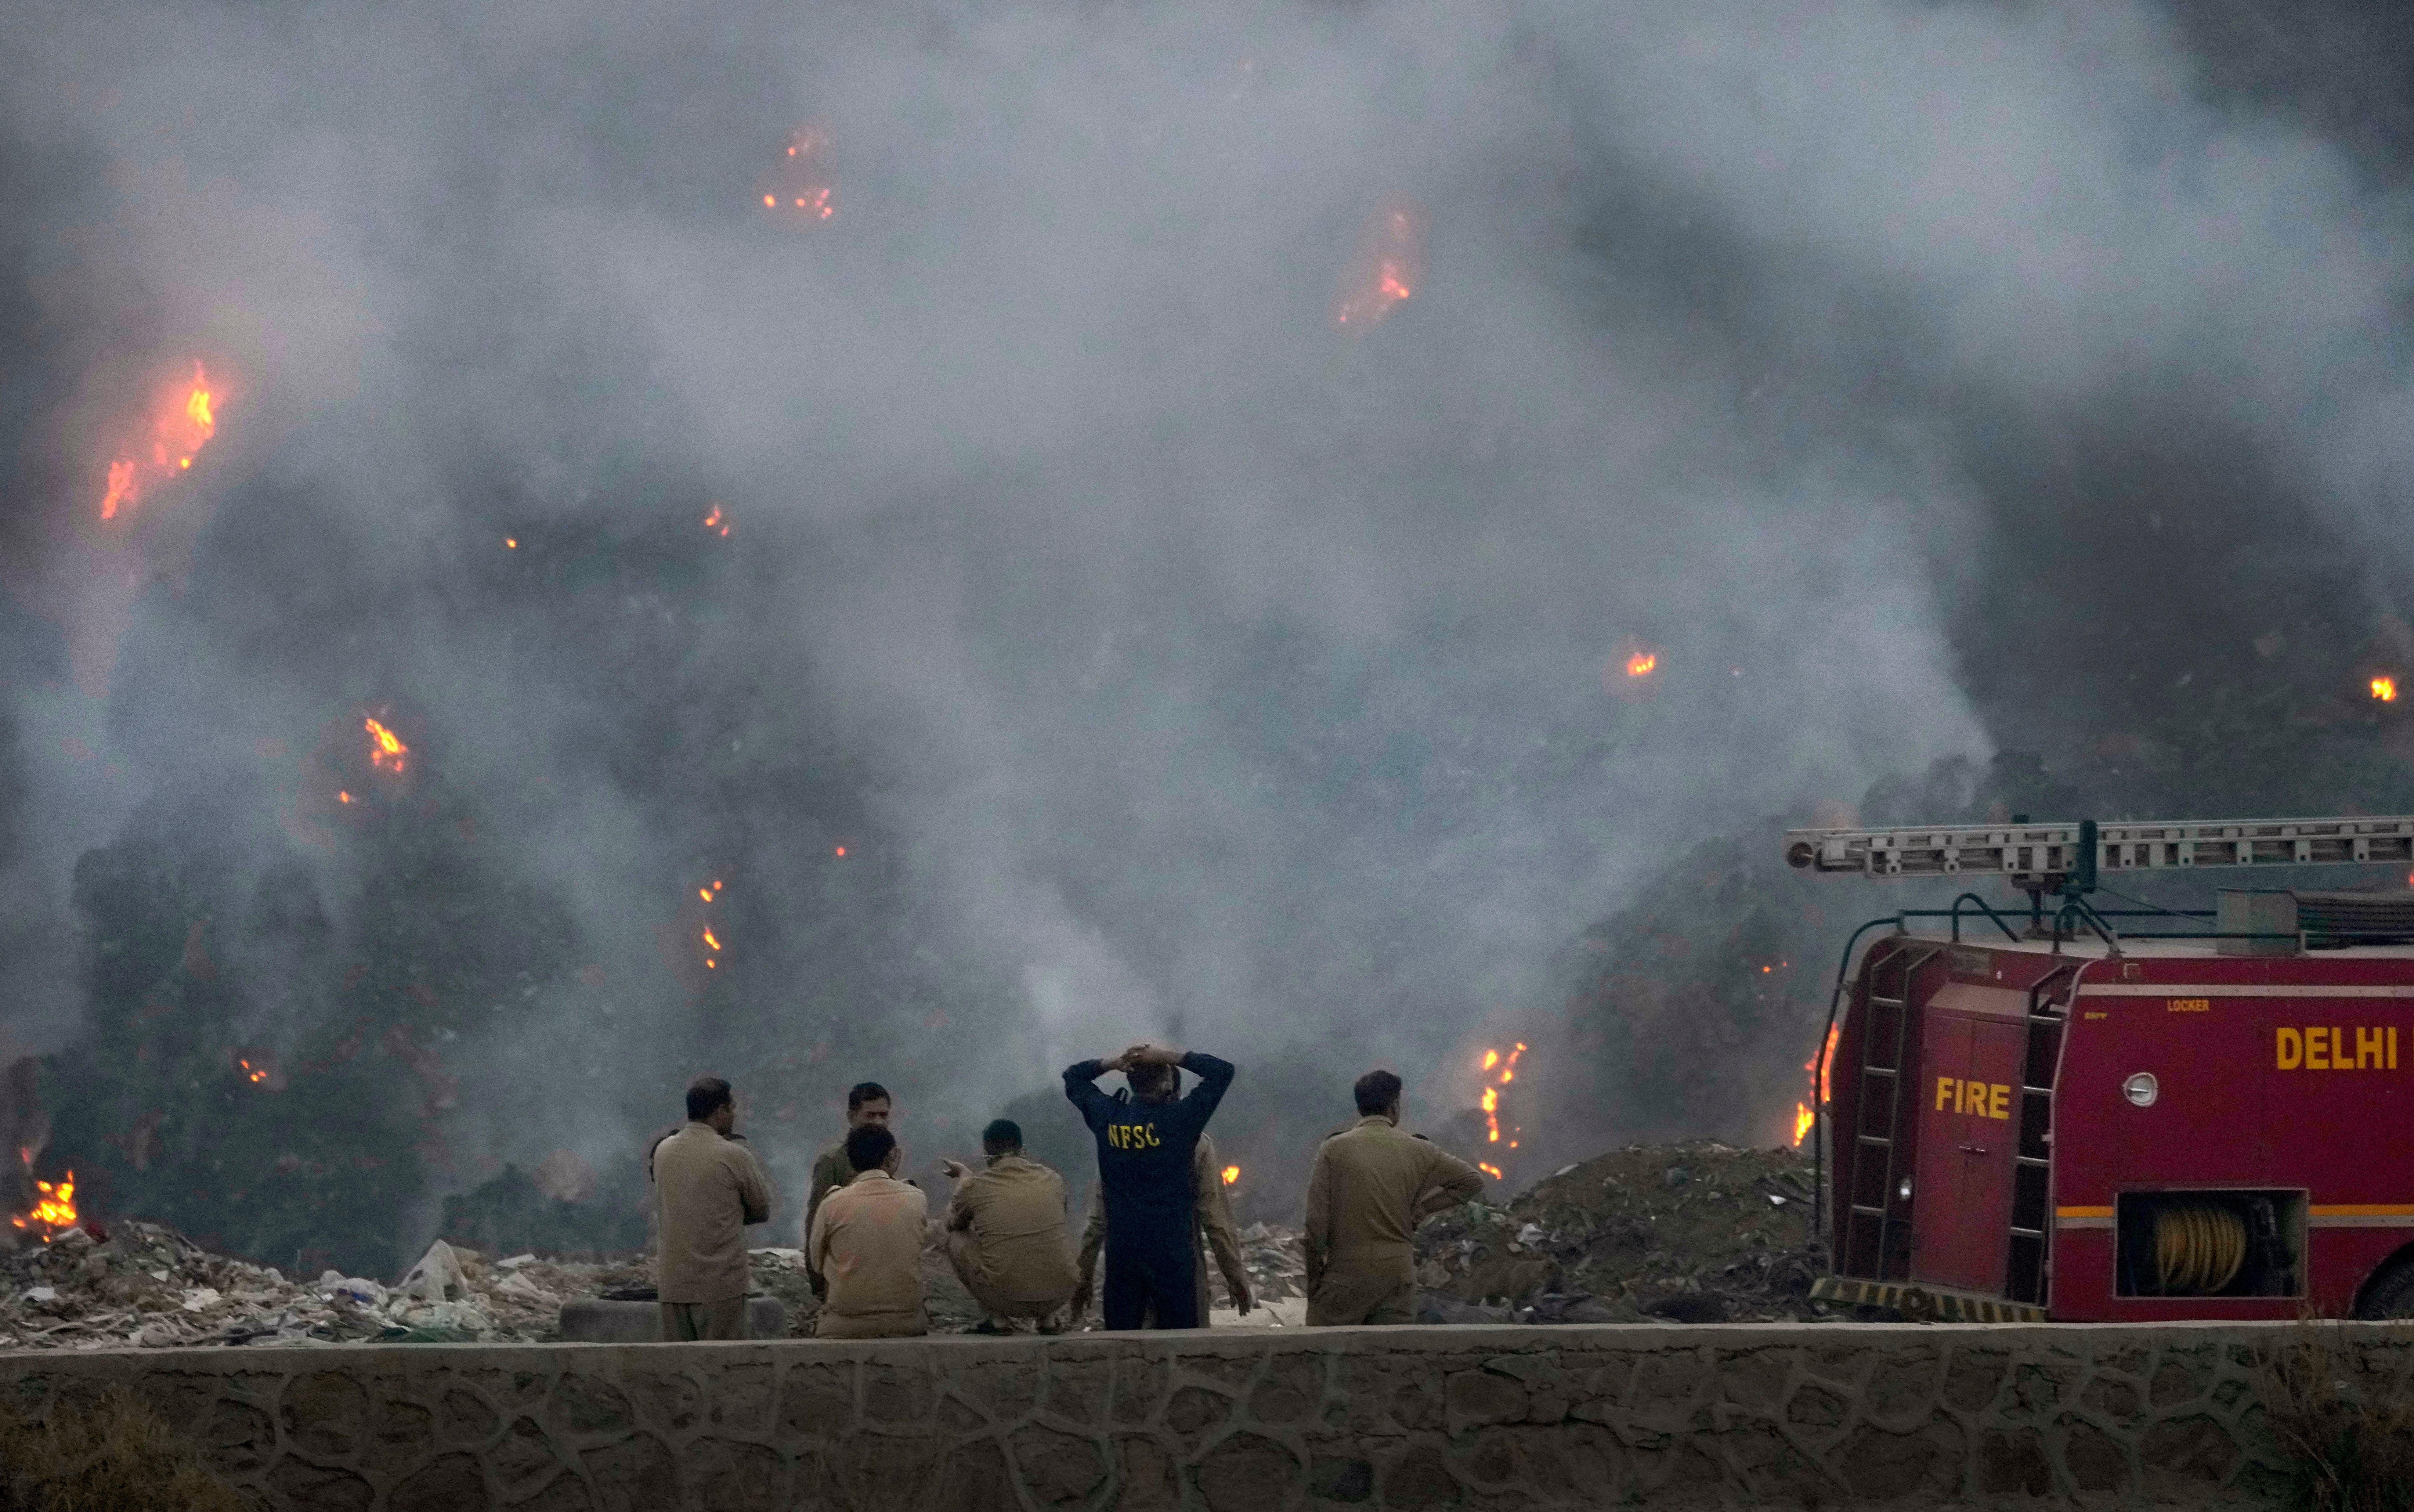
[1063,1043,1235,1330]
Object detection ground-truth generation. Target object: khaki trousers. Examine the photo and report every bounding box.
[814,1308,928,1339]
[1307,1264,1416,1326]
[946,1231,1073,1322]
[658,1296,749,1341]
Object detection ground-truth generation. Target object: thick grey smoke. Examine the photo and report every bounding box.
[2,0,2410,1251]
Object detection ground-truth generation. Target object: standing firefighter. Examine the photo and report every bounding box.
[1304,1068,1482,1326]
[1064,1042,1235,1330]
[651,1076,773,1341]
[802,1081,893,1299]
[1071,1132,1253,1325]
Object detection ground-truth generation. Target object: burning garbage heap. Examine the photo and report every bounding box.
[1412,1140,1826,1324]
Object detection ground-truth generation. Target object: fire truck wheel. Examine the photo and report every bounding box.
[2353,1252,2414,1320]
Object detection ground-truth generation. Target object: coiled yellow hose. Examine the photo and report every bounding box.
[2153,1202,2246,1295]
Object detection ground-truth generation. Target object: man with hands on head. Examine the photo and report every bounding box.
[1070,1129,1253,1326]
[1063,1041,1235,1331]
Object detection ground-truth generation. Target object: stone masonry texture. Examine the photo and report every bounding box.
[0,1322,2377,1509]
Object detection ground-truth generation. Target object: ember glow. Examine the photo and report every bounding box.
[240,1058,269,1084]
[1220,1164,1239,1185]
[13,1172,77,1240]
[703,503,730,537]
[100,362,221,521]
[2375,675,2399,703]
[364,717,408,774]
[1477,1162,1502,1180]
[1332,200,1425,330]
[1626,650,1657,679]
[756,128,837,227]
[698,878,726,969]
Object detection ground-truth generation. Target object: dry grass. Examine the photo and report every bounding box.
[0,1386,257,1512]
[2257,1326,2414,1512]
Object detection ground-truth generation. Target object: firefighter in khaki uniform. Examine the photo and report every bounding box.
[808,1124,929,1338]
[652,1076,774,1341]
[802,1082,894,1299]
[940,1119,1079,1332]
[1304,1068,1483,1326]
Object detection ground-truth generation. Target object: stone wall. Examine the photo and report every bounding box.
[0,1322,2378,1509]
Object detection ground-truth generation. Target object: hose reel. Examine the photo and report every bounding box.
[2152,1200,2247,1295]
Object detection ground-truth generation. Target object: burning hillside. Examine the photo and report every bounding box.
[99,363,220,524]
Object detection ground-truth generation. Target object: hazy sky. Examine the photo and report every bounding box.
[5,0,2414,1215]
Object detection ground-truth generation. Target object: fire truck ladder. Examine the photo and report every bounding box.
[1785,813,2414,885]
[2006,962,2074,1306]
[1842,943,1939,1283]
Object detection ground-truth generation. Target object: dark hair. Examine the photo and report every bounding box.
[1126,1061,1176,1097]
[1353,1068,1404,1116]
[981,1119,1023,1150]
[847,1081,891,1111]
[687,1076,734,1121]
[845,1124,897,1171]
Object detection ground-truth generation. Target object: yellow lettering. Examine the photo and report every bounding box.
[1147,1125,1160,1147]
[1988,1083,2011,1120]
[2308,1027,2329,1070]
[2167,998,2210,1013]
[2278,1027,2302,1070]
[1937,1076,1956,1111]
[2360,1027,2385,1070]
[2394,1026,2400,1070]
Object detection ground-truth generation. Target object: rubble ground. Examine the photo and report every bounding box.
[1412,1140,1831,1324]
[0,1143,1831,1347]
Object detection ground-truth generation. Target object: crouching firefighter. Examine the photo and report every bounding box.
[1063,1042,1235,1330]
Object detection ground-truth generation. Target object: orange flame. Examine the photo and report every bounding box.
[364,717,408,774]
[240,1058,269,1084]
[1791,1022,1841,1147]
[1476,1041,1529,1148]
[101,363,219,521]
[1333,200,1426,330]
[1220,1164,1239,1186]
[12,1172,77,1239]
[703,503,731,537]
[1477,1162,1502,1180]
[2375,676,2399,704]
[1626,651,1657,679]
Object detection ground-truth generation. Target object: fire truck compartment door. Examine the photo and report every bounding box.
[1910,1010,2025,1296]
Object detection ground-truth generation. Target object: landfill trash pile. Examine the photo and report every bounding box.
[0,1224,678,1350]
[1412,1141,1830,1324]
[1232,1221,1311,1304]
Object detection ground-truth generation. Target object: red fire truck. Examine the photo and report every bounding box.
[1787,815,2414,1322]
